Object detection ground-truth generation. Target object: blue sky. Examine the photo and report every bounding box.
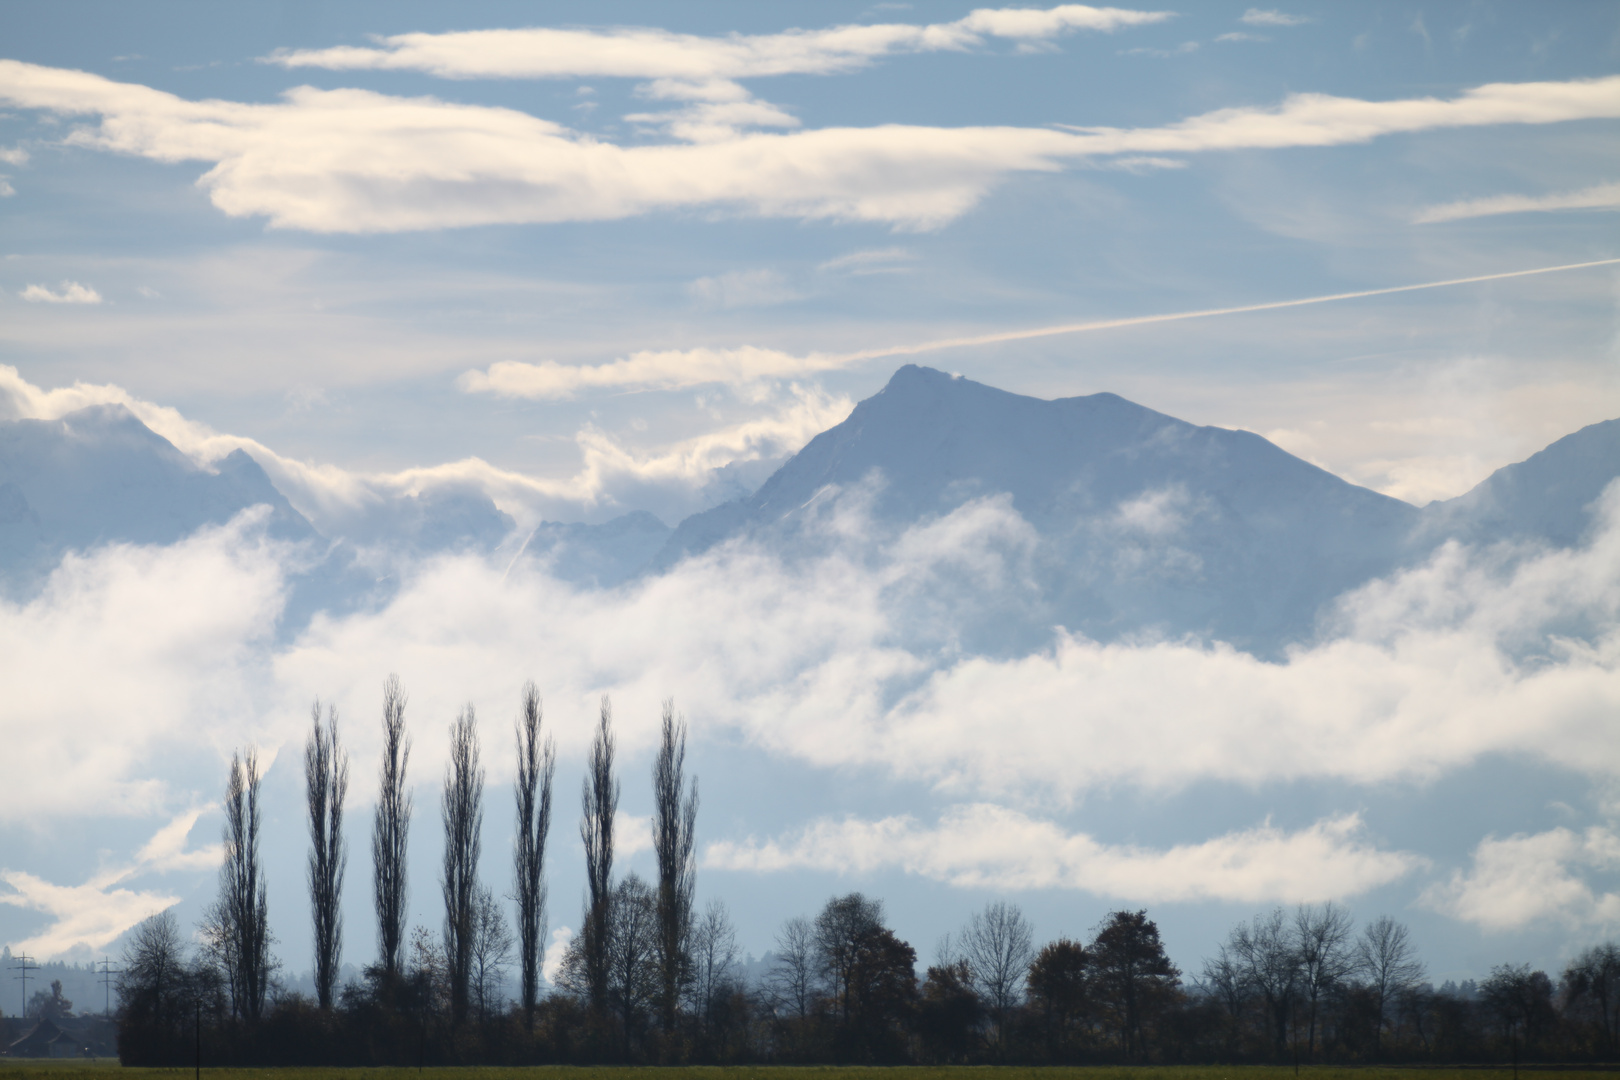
[1,1,1618,989]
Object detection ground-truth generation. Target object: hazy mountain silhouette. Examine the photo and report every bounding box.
[1421,417,1620,548]
[658,365,1427,654]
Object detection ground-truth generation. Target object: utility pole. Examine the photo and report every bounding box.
[10,954,39,1018]
[97,956,121,1016]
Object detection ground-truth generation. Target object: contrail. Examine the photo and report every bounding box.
[838,256,1620,362]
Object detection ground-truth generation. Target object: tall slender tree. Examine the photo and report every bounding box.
[304,700,350,1010]
[442,704,485,1024]
[580,696,618,1013]
[372,674,412,982]
[513,680,557,1028]
[220,749,270,1022]
[652,698,698,1034]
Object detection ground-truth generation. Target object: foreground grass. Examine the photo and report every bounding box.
[2,1066,1616,1080]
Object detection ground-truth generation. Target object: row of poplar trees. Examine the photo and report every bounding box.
[202,674,696,1036]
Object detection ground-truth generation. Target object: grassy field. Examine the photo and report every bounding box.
[0,1065,1614,1080]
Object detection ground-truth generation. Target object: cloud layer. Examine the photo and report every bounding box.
[1,57,1615,233]
[707,806,1424,903]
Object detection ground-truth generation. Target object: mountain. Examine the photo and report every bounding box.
[520,511,670,588]
[656,364,1423,654]
[1421,417,1620,548]
[0,404,316,585]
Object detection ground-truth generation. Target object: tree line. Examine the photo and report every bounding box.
[112,676,1620,1065]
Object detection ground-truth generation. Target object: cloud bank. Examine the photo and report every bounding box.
[707,806,1424,903]
[1,58,1615,233]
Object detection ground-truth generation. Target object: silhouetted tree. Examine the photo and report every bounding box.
[219,749,270,1022]
[814,892,886,1036]
[1294,902,1354,1058]
[1090,909,1179,1060]
[608,873,660,1051]
[1028,938,1090,1060]
[470,883,514,1024]
[441,704,485,1024]
[1354,915,1425,1059]
[581,696,618,1015]
[1229,908,1298,1057]
[1565,943,1620,1057]
[652,699,698,1035]
[29,979,73,1020]
[512,680,555,1028]
[373,674,412,981]
[304,700,349,1010]
[958,900,1034,1054]
[1481,963,1557,1054]
[688,899,740,1038]
[766,915,816,1021]
[918,960,981,1063]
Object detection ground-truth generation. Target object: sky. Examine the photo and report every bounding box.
[1,0,1619,995]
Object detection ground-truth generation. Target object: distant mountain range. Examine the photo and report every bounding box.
[3,366,1615,655]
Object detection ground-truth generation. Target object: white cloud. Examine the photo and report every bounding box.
[0,363,849,534]
[0,511,288,819]
[2,434,1620,924]
[1414,181,1620,224]
[0,145,27,165]
[616,812,655,857]
[0,808,220,958]
[0,178,14,197]
[2,59,1615,234]
[1216,32,1270,43]
[541,925,573,985]
[1421,826,1620,932]
[0,870,179,961]
[265,7,1174,84]
[1241,9,1312,27]
[459,346,846,400]
[20,280,102,303]
[706,805,1424,903]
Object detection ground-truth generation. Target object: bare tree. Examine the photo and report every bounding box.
[960,900,1035,1053]
[513,680,556,1028]
[219,749,270,1022]
[767,915,816,1020]
[652,698,698,1033]
[1354,915,1425,1059]
[470,883,515,1024]
[1229,909,1298,1058]
[441,704,485,1024]
[607,873,660,1048]
[305,700,349,1010]
[373,674,412,981]
[688,899,740,1033]
[580,696,618,1013]
[120,910,186,1025]
[1294,902,1355,1058]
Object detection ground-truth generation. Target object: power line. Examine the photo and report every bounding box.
[97,956,122,1017]
[10,953,39,1018]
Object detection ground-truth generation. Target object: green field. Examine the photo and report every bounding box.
[0,1065,1612,1080]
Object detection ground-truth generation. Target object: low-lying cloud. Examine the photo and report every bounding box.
[4,451,1620,950]
[706,806,1424,903]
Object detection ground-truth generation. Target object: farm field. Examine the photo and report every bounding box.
[0,1065,1612,1080]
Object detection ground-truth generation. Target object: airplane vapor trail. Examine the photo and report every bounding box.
[839,257,1620,363]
